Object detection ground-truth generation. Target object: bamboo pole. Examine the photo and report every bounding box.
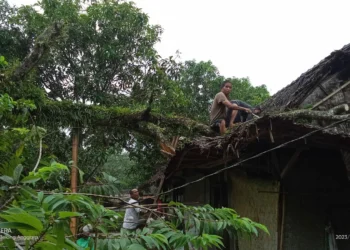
[70,129,79,237]
[312,80,350,110]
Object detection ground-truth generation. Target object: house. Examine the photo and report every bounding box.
[161,43,350,250]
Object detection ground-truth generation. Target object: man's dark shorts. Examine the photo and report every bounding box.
[226,100,253,124]
[210,119,227,133]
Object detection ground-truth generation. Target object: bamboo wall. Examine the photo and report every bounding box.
[228,170,280,250]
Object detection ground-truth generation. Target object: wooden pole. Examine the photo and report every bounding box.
[70,128,79,237]
[312,80,350,109]
[279,188,286,250]
[280,149,302,179]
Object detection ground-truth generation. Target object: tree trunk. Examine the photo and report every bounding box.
[70,128,79,237]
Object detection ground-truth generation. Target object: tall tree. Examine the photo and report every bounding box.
[13,0,163,104]
[1,0,270,190]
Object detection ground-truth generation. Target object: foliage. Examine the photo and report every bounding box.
[0,136,121,249]
[103,153,145,189]
[0,99,268,249]
[80,172,123,196]
[168,202,269,238]
[94,202,269,250]
[0,177,268,250]
[0,93,36,123]
[228,77,270,107]
[176,60,270,124]
[0,1,30,62]
[11,0,162,104]
[0,55,8,67]
[0,0,272,248]
[0,0,270,191]
[0,147,269,249]
[0,94,38,187]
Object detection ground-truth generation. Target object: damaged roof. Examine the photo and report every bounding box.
[165,110,350,177]
[164,43,350,178]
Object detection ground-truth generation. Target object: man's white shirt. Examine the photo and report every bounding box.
[122,198,140,229]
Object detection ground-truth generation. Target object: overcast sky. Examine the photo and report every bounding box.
[8,0,350,94]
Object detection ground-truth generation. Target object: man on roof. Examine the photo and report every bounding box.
[226,100,262,125]
[210,80,259,135]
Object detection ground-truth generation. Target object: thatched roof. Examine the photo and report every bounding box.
[262,43,350,113]
[164,110,350,177]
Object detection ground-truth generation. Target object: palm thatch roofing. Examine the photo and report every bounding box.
[261,43,350,113]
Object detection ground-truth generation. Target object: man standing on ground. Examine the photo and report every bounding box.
[122,189,146,230]
[210,80,252,134]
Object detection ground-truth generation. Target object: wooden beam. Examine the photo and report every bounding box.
[280,149,302,179]
[269,119,275,143]
[269,129,275,143]
[166,148,192,180]
[271,151,281,177]
[279,187,286,250]
[318,84,329,96]
[312,80,350,109]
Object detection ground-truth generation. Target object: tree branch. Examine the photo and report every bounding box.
[271,109,350,121]
[33,138,42,172]
[12,21,64,81]
[33,101,216,142]
[0,196,15,210]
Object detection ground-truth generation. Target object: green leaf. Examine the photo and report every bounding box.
[51,199,68,211]
[1,209,43,232]
[150,233,168,247]
[35,241,59,250]
[254,222,270,235]
[54,220,65,249]
[13,164,23,183]
[120,238,132,249]
[21,175,41,184]
[127,243,147,250]
[78,168,85,184]
[51,162,68,170]
[97,225,108,234]
[2,238,15,249]
[0,175,14,185]
[58,211,83,219]
[19,185,38,199]
[64,237,85,249]
[38,191,44,203]
[0,222,38,231]
[15,144,24,157]
[140,235,159,249]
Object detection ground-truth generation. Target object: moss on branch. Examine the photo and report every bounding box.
[270,109,350,122]
[33,100,215,141]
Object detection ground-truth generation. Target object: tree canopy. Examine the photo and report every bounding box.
[1,0,270,187]
[0,0,271,248]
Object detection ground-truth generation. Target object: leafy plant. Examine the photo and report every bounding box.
[0,55,8,67]
[80,172,123,196]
